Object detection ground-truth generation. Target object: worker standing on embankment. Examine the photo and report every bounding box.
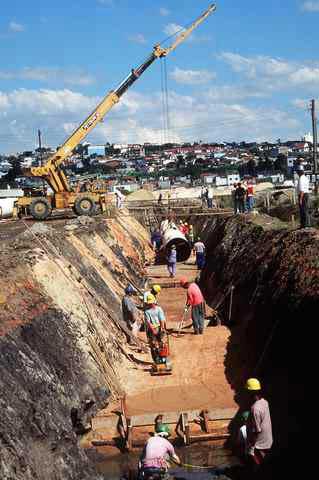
[245,378,273,472]
[296,164,311,228]
[180,278,205,335]
[144,294,167,361]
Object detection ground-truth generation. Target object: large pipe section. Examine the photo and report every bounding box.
[160,220,192,262]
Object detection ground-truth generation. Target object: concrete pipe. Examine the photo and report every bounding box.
[161,226,192,262]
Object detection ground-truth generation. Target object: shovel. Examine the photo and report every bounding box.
[176,307,189,337]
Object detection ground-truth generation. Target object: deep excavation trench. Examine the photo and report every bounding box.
[0,211,316,479]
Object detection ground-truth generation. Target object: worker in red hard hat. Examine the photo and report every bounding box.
[180,278,205,335]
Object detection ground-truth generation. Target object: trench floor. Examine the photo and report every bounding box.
[85,256,244,448]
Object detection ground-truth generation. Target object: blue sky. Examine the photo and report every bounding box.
[0,0,319,153]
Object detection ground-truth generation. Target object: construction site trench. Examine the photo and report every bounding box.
[0,210,314,480]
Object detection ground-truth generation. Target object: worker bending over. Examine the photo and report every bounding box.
[121,284,140,344]
[245,378,273,471]
[180,278,205,335]
[139,424,181,480]
[144,293,166,361]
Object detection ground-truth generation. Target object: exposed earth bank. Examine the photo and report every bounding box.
[199,214,318,475]
[0,212,315,479]
[0,215,152,480]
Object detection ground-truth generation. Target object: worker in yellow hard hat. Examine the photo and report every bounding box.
[143,284,161,305]
[244,378,273,471]
[144,293,166,362]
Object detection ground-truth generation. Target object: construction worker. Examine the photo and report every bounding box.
[234,183,246,213]
[180,278,205,335]
[166,244,177,278]
[246,180,254,212]
[122,285,140,344]
[144,293,166,361]
[193,237,206,270]
[296,164,311,228]
[245,378,273,470]
[188,224,194,246]
[138,424,181,480]
[143,284,161,305]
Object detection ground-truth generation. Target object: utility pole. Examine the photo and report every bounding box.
[311,99,318,195]
[37,129,43,166]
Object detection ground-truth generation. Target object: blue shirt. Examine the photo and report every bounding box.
[167,249,177,263]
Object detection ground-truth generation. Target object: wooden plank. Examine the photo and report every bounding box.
[202,410,210,433]
[126,417,133,451]
[129,407,237,426]
[189,432,230,443]
[184,413,190,446]
[180,413,186,445]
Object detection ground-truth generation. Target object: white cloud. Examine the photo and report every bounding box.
[0,67,95,86]
[163,23,182,37]
[170,67,216,85]
[9,21,25,32]
[301,1,319,11]
[292,98,310,109]
[0,86,303,153]
[128,33,146,44]
[207,85,268,102]
[220,52,319,91]
[160,7,170,16]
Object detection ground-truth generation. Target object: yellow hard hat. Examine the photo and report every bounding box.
[245,378,261,391]
[146,293,156,304]
[152,285,161,294]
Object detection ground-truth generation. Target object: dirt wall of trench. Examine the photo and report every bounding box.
[0,215,153,480]
[198,214,318,473]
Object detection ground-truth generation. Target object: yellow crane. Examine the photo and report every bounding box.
[16,3,216,220]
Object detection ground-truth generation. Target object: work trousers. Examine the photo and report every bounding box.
[207,198,213,208]
[247,196,254,212]
[299,193,311,228]
[192,303,205,334]
[167,262,176,277]
[237,198,245,213]
[196,252,205,270]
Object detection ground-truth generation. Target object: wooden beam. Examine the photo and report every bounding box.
[202,410,210,433]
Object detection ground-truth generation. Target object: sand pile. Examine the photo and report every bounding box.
[126,189,155,202]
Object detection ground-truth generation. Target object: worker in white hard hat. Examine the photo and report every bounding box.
[245,378,273,471]
[296,164,311,228]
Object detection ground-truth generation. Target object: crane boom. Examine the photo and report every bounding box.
[29,3,216,193]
